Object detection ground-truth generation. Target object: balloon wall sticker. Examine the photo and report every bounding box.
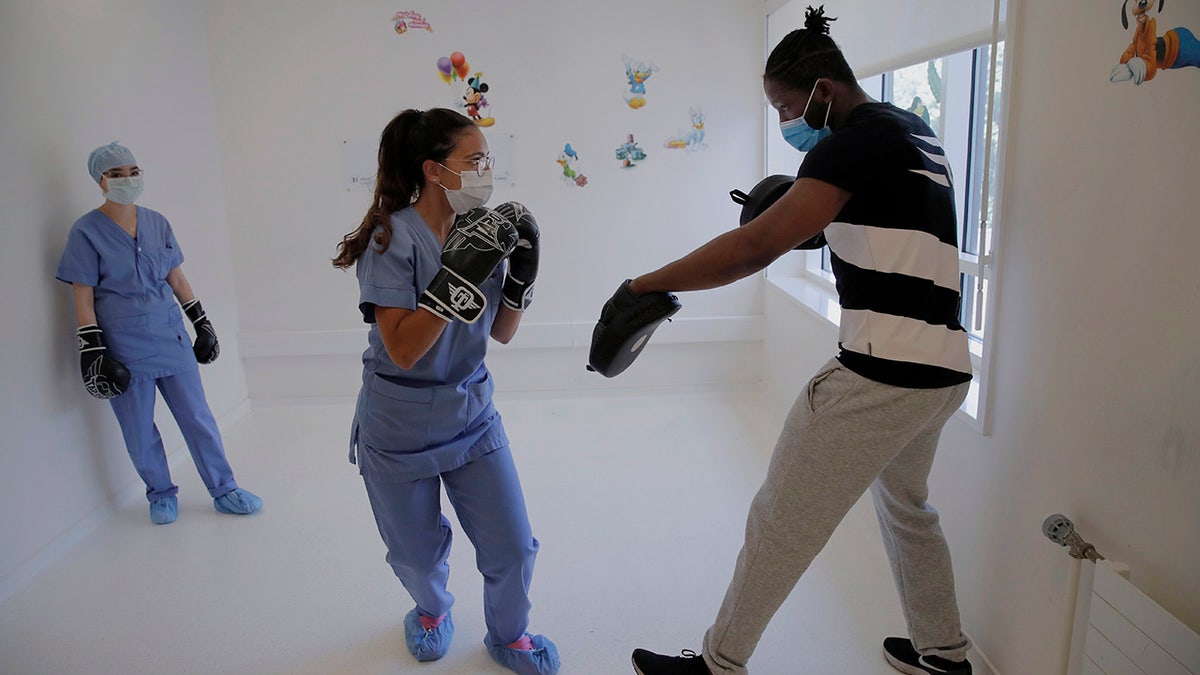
[614,133,647,168]
[1109,0,1199,86]
[392,10,432,35]
[436,52,495,127]
[436,51,471,84]
[621,55,658,109]
[664,107,707,151]
[556,143,589,187]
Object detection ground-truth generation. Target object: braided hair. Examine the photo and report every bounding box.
[333,108,475,268]
[763,5,855,90]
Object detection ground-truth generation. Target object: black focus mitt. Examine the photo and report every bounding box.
[586,279,682,378]
[729,175,826,250]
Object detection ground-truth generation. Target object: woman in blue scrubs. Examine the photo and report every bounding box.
[56,142,262,525]
[332,109,559,675]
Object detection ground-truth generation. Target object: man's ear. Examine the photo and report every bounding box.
[816,78,837,105]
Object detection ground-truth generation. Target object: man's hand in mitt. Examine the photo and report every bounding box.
[587,279,681,378]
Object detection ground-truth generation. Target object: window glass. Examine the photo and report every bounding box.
[890,59,945,138]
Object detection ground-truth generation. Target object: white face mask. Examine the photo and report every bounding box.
[437,164,494,214]
[104,175,144,205]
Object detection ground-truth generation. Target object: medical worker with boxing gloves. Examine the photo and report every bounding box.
[56,142,262,526]
[332,108,558,675]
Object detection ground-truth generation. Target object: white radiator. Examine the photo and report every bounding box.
[1045,514,1200,675]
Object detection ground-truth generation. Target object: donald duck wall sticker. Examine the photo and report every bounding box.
[556,143,589,187]
[622,55,658,109]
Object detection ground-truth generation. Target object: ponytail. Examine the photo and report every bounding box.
[332,108,475,269]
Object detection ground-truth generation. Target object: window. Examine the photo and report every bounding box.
[766,41,1007,428]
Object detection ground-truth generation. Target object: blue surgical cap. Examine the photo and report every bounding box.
[87,142,137,183]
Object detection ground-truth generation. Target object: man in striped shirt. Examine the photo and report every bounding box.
[626,6,974,675]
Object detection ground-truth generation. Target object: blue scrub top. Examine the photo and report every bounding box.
[56,207,196,382]
[351,206,508,482]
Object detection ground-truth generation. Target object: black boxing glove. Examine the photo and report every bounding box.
[586,279,681,378]
[730,175,825,250]
[494,201,540,311]
[182,299,220,364]
[419,207,518,323]
[77,324,131,399]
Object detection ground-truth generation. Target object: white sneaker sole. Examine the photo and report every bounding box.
[883,646,966,674]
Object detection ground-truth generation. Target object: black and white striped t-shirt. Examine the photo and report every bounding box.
[798,102,972,389]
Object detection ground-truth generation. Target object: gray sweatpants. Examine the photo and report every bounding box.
[702,358,971,674]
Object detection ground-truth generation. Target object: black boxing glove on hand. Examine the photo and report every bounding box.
[586,279,682,378]
[182,299,220,364]
[419,207,519,323]
[494,201,540,311]
[77,324,131,399]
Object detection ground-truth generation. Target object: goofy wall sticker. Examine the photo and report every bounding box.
[1110,0,1200,85]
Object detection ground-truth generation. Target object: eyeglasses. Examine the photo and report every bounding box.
[445,154,495,177]
[103,168,143,179]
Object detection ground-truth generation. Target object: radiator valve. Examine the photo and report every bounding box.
[1043,514,1105,562]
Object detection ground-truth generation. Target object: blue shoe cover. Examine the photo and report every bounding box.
[213,488,262,515]
[404,608,453,662]
[486,633,561,675]
[149,496,177,524]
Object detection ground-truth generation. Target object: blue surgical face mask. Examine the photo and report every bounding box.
[779,82,832,152]
[104,175,144,205]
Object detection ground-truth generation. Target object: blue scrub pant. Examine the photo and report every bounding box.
[109,368,237,502]
[363,445,539,647]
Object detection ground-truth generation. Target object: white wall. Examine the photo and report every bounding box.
[765,1,1200,672]
[200,0,768,399]
[12,3,1195,672]
[0,0,248,600]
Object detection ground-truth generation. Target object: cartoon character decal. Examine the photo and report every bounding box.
[392,10,432,35]
[622,55,658,109]
[464,73,494,127]
[436,53,494,127]
[664,107,707,151]
[615,133,647,168]
[1110,0,1200,85]
[557,143,589,187]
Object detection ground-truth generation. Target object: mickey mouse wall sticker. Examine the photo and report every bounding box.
[436,52,495,126]
[463,73,494,127]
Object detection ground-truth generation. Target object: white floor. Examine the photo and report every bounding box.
[0,387,956,674]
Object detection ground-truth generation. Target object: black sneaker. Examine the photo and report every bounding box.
[631,648,712,675]
[883,637,972,674]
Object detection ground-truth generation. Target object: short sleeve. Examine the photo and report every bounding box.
[357,229,419,323]
[161,217,185,269]
[56,225,99,286]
